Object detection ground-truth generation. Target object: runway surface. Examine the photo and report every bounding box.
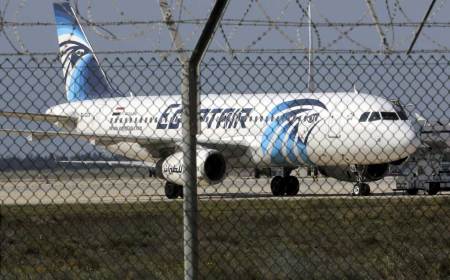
[1,174,446,205]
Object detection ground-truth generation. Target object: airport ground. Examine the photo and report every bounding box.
[1,168,449,278]
[0,167,448,205]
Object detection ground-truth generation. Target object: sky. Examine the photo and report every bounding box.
[1,0,449,54]
[0,0,449,158]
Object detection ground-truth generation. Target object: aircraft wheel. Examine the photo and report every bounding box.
[352,184,361,196]
[352,183,370,196]
[285,176,299,196]
[271,176,285,196]
[361,183,371,196]
[177,185,184,198]
[165,182,179,199]
[406,189,418,196]
[428,182,440,195]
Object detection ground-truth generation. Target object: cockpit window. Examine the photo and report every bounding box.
[395,107,408,120]
[381,112,399,120]
[359,112,370,122]
[369,112,381,121]
[391,100,408,120]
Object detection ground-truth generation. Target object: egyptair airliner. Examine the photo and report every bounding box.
[0,2,419,198]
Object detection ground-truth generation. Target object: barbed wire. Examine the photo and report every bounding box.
[0,0,449,55]
[3,19,450,28]
[1,48,450,57]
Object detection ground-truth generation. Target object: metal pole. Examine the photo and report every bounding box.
[181,1,229,279]
[365,0,390,53]
[181,61,198,280]
[406,0,437,55]
[158,0,189,62]
[307,0,314,93]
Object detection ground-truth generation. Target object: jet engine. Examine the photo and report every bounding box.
[317,163,389,182]
[155,148,227,186]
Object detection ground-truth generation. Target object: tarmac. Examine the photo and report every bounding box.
[1,174,446,205]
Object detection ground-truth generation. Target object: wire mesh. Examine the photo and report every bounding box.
[0,53,449,279]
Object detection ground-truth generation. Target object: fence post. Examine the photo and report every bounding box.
[181,60,199,279]
[180,1,230,279]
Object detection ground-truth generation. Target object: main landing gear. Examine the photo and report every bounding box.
[164,182,183,199]
[270,175,300,196]
[351,165,371,196]
[352,183,371,196]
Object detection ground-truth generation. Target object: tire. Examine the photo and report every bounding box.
[353,183,370,196]
[164,182,178,199]
[176,185,184,198]
[352,184,361,196]
[361,183,371,196]
[285,176,300,196]
[428,182,440,195]
[271,176,285,196]
[406,189,418,195]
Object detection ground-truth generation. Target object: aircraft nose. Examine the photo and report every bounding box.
[390,122,419,158]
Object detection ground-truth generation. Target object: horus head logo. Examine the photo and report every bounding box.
[262,98,328,165]
[59,40,91,81]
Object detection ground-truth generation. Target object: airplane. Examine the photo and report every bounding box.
[0,2,420,199]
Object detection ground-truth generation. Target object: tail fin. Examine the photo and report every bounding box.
[53,2,116,102]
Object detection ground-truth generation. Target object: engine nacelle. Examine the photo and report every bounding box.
[155,148,226,186]
[318,163,389,182]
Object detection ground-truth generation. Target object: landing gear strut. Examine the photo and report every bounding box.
[270,175,300,197]
[164,182,183,199]
[351,165,371,196]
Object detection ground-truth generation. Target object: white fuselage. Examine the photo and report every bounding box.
[46,92,419,168]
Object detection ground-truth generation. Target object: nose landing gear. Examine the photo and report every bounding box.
[351,165,371,196]
[164,181,183,199]
[352,183,371,196]
[270,175,300,196]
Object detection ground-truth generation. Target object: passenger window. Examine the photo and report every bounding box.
[369,112,381,121]
[359,112,370,122]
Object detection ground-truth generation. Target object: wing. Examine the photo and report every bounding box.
[0,128,251,159]
[0,128,175,145]
[197,136,250,158]
[59,160,155,168]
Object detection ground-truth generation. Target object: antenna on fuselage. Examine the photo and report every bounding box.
[353,85,358,94]
[307,0,314,93]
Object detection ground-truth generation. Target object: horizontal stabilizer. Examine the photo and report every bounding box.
[0,111,77,126]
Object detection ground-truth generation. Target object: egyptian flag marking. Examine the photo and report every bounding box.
[112,107,125,116]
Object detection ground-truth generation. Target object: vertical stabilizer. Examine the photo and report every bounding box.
[53,2,116,102]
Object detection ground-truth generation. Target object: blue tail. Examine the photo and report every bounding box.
[53,2,117,102]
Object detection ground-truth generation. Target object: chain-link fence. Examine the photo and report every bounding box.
[1,53,449,279]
